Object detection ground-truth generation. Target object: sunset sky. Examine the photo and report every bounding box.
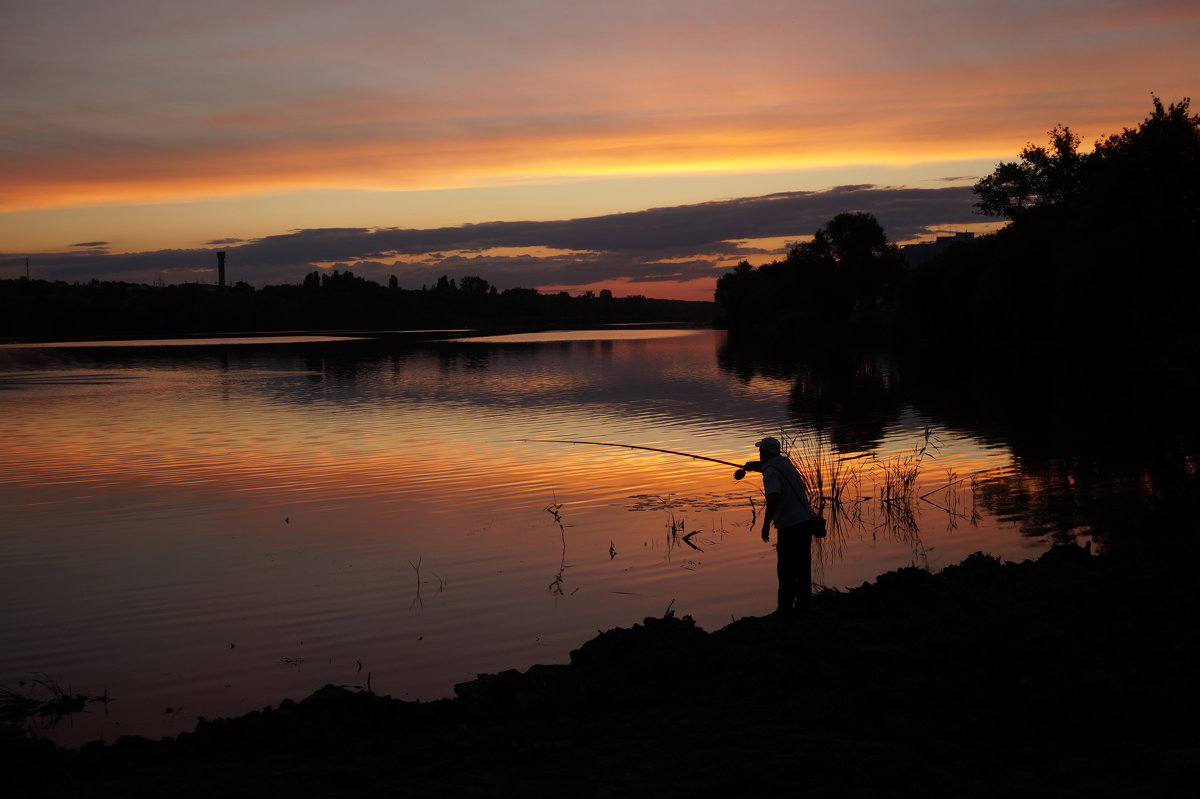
[2,0,1196,300]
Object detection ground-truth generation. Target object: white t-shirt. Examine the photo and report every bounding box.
[762,455,816,529]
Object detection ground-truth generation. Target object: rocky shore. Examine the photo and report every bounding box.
[6,542,1198,798]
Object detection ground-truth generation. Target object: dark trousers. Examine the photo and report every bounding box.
[776,519,817,615]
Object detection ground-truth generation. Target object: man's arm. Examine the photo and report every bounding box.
[761,491,780,542]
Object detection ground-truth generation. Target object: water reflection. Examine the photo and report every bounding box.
[3,328,1192,749]
[719,342,906,452]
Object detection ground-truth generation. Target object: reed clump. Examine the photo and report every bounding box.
[875,426,938,506]
[773,425,972,553]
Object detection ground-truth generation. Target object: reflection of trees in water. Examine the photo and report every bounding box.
[900,349,1200,553]
[974,454,1197,551]
[718,339,904,453]
[720,338,1200,553]
[786,353,902,453]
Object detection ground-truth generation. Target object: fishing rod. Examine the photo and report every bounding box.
[519,438,873,480]
[517,438,751,478]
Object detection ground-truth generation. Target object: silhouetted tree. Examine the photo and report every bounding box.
[974,125,1084,219]
[899,96,1200,367]
[714,260,755,318]
[715,212,903,331]
[458,275,491,295]
[805,212,905,314]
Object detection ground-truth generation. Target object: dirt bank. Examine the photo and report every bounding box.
[6,543,1198,797]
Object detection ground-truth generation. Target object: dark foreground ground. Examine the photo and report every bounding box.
[6,543,1199,798]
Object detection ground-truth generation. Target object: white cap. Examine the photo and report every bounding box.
[754,436,781,455]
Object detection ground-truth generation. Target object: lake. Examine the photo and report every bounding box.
[0,327,1141,746]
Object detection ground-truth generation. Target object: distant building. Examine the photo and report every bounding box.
[902,231,974,267]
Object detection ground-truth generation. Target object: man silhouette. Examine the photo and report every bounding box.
[743,437,822,617]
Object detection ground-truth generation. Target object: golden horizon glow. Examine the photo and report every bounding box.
[2,86,1162,218]
[1,123,1051,216]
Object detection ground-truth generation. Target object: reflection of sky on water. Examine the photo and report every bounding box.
[0,329,1033,747]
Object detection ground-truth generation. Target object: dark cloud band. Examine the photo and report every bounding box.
[4,185,978,290]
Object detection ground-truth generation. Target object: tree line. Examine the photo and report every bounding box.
[0,272,714,339]
[716,96,1200,374]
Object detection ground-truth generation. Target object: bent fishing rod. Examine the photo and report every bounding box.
[517,438,873,480]
[517,438,752,479]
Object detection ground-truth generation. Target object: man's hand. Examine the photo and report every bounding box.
[761,525,770,543]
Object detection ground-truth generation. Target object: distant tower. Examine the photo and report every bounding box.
[217,251,226,291]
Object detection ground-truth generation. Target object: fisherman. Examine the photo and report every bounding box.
[743,436,822,617]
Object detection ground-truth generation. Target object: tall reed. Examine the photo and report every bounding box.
[779,428,864,536]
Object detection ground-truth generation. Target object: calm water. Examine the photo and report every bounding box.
[0,328,1119,745]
